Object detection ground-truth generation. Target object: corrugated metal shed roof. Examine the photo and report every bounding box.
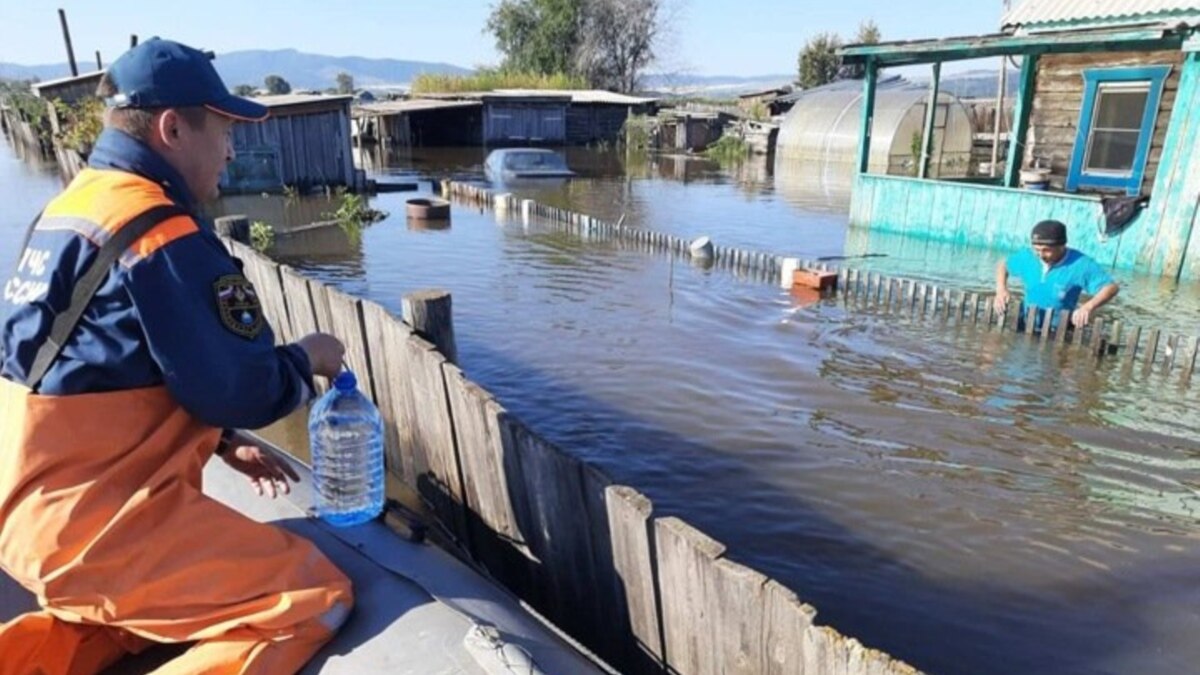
[252,93,354,109]
[30,70,104,94]
[353,99,482,116]
[414,89,656,105]
[495,89,657,105]
[1003,0,1200,29]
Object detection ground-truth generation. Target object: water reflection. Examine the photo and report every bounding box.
[0,138,65,264]
[269,222,363,265]
[206,192,344,230]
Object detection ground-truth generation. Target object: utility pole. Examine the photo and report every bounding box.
[989,0,1012,177]
[58,8,78,77]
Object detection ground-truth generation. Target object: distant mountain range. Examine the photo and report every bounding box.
[1,50,796,94]
[916,68,1021,99]
[0,49,472,90]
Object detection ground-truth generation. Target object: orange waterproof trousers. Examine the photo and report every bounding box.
[0,379,353,674]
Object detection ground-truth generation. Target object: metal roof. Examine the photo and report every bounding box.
[251,93,354,109]
[353,99,482,116]
[412,89,656,105]
[1003,0,1200,30]
[494,89,657,105]
[30,70,104,94]
[841,26,1184,66]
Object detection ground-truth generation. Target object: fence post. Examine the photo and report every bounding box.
[403,289,458,365]
[215,215,250,245]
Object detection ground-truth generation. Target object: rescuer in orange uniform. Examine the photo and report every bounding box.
[0,38,354,674]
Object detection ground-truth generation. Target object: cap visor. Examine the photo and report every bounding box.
[206,95,269,122]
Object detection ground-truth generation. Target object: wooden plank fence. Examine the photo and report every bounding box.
[222,234,921,675]
[824,267,1200,383]
[443,180,1200,387]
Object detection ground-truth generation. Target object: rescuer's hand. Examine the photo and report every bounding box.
[222,441,302,498]
[297,333,346,379]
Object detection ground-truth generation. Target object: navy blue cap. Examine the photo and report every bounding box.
[1031,219,1067,246]
[105,37,268,122]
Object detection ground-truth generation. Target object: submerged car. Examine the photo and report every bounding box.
[484,148,575,183]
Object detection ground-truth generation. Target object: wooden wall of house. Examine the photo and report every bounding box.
[380,114,413,148]
[36,74,104,107]
[484,103,568,144]
[228,108,354,192]
[566,105,631,145]
[1025,50,1184,193]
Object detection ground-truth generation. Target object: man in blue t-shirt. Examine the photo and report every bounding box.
[994,220,1119,327]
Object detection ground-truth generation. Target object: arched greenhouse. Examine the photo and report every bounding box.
[775,75,974,181]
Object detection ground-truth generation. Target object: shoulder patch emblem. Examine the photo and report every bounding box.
[214,274,264,339]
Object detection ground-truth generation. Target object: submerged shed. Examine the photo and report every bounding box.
[31,70,105,108]
[223,94,358,194]
[386,90,656,146]
[353,99,483,148]
[775,76,974,179]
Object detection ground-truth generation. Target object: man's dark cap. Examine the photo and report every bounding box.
[104,37,268,121]
[1031,220,1067,246]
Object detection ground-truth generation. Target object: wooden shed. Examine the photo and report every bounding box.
[31,70,105,108]
[393,89,656,146]
[353,99,483,148]
[480,93,571,144]
[840,0,1200,280]
[738,86,793,116]
[223,94,358,194]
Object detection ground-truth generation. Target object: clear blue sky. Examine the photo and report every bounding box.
[1,0,1007,76]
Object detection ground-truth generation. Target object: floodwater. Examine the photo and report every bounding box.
[6,136,1200,675]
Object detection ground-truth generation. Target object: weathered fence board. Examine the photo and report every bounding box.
[604,485,666,674]
[280,266,319,338]
[509,420,602,641]
[1184,337,1200,382]
[442,365,537,595]
[360,300,412,483]
[406,340,468,544]
[326,287,375,402]
[712,559,772,675]
[655,517,724,675]
[762,581,817,675]
[308,279,334,336]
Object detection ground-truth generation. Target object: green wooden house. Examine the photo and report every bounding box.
[840,1,1200,280]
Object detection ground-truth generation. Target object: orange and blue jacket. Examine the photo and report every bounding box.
[0,128,311,427]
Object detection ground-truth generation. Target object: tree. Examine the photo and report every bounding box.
[263,75,291,95]
[855,19,881,46]
[336,72,355,95]
[797,33,843,89]
[232,84,256,96]
[576,0,662,93]
[486,0,582,76]
[841,20,881,80]
[485,0,669,92]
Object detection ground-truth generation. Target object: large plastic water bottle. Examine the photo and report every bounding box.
[309,370,384,527]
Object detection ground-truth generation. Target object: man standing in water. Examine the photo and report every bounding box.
[994,220,1120,328]
[0,38,352,673]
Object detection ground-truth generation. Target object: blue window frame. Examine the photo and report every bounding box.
[1067,66,1171,195]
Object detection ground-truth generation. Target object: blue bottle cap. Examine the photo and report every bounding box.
[333,370,357,391]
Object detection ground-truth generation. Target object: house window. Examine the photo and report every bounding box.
[1067,66,1171,195]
